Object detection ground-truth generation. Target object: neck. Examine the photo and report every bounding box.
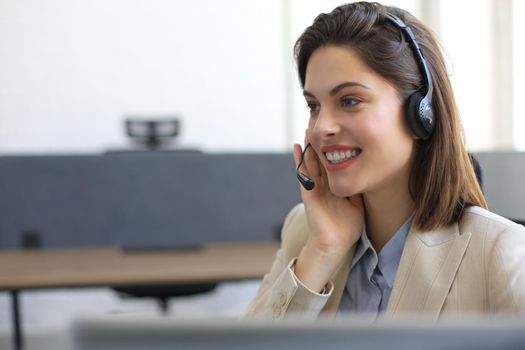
[363,174,415,253]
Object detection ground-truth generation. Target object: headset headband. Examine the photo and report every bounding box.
[385,13,433,102]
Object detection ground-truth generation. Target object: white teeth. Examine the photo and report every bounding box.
[325,149,360,164]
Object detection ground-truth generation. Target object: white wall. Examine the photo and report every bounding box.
[0,0,519,154]
[438,0,494,151]
[513,0,525,149]
[0,0,286,153]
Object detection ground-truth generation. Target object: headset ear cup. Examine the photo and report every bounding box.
[406,93,430,140]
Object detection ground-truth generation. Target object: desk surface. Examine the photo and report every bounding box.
[0,242,279,290]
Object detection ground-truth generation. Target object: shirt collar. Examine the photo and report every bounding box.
[377,214,413,288]
[350,224,371,271]
[350,213,414,288]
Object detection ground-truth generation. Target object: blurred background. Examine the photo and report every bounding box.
[0,0,523,154]
[0,0,523,349]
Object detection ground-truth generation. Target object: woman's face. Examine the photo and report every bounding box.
[304,45,415,198]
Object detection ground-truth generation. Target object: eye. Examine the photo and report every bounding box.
[306,102,320,114]
[340,96,361,108]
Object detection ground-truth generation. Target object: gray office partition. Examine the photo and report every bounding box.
[475,151,525,223]
[0,152,301,249]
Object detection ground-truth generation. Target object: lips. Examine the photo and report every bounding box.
[321,146,362,171]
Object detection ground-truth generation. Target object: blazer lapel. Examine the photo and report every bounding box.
[386,222,471,320]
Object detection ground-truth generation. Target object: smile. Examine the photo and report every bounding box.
[324,149,361,164]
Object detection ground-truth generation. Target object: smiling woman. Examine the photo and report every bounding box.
[244,1,525,321]
[303,46,413,205]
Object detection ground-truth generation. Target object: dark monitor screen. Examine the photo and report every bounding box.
[72,316,525,350]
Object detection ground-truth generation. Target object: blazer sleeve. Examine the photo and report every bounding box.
[243,204,333,320]
[487,223,525,313]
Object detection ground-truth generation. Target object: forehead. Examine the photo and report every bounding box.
[304,45,383,93]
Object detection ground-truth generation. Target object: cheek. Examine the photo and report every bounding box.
[306,117,317,136]
[350,116,386,147]
[359,110,414,161]
[367,103,411,140]
[380,122,414,168]
[307,118,315,133]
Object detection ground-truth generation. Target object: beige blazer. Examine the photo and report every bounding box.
[245,204,525,321]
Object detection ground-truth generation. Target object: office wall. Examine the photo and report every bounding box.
[514,0,525,149]
[438,0,493,150]
[0,0,286,153]
[0,0,519,154]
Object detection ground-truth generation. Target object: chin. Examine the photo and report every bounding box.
[328,181,359,198]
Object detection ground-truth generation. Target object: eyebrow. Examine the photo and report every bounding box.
[303,81,371,98]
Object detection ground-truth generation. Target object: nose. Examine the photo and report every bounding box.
[311,107,341,138]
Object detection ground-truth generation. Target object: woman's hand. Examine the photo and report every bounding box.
[292,142,364,292]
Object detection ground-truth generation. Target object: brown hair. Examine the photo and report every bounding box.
[294,2,487,231]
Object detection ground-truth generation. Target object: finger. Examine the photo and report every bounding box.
[294,143,314,180]
[304,129,322,178]
[304,144,322,178]
[295,142,314,176]
[293,143,303,168]
[294,143,314,196]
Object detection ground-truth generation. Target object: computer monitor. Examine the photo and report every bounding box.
[72,315,525,350]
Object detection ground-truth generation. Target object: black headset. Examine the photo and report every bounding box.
[297,12,435,191]
[385,13,435,140]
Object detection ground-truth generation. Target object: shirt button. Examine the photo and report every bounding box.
[279,291,288,306]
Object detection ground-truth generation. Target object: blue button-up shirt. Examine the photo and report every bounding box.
[338,214,413,317]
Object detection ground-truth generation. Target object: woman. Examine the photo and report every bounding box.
[245,2,525,321]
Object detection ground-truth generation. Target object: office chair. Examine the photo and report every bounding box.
[105,149,212,315]
[113,283,217,315]
[471,153,483,190]
[471,153,524,226]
